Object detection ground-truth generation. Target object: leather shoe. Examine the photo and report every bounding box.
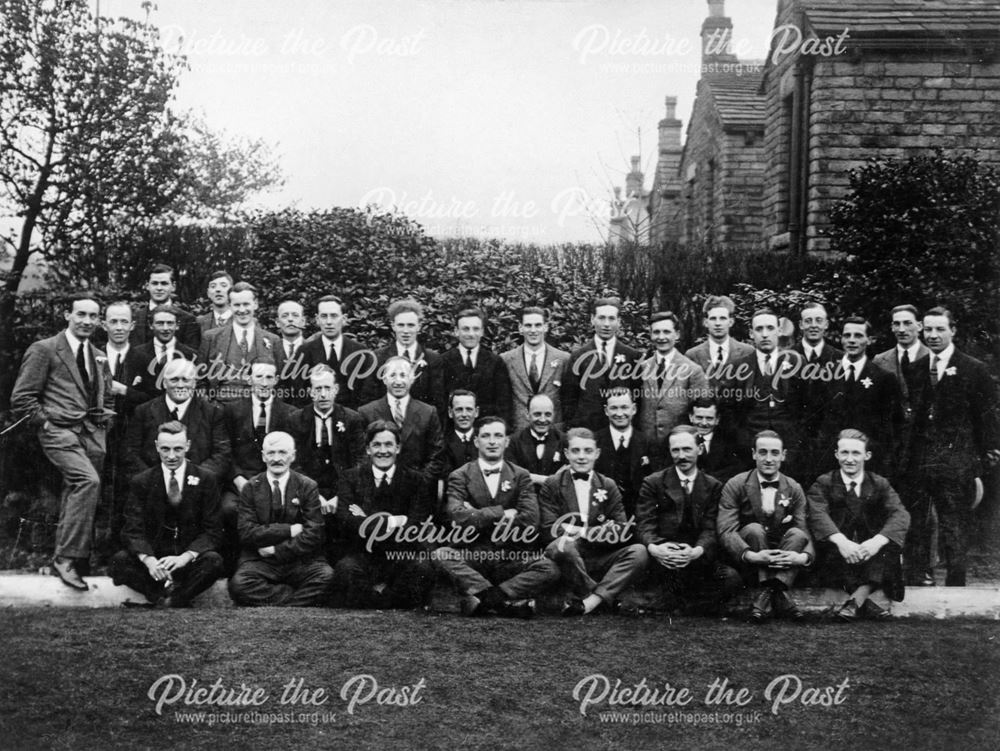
[834,598,859,622]
[498,599,535,619]
[52,558,88,591]
[748,588,772,623]
[562,598,586,617]
[460,595,486,617]
[908,572,936,587]
[772,589,804,621]
[859,599,892,620]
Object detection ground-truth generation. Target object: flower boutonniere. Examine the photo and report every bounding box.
[336,421,346,433]
[186,475,200,486]
[132,376,142,386]
[553,380,561,387]
[594,488,608,502]
[781,359,793,372]
[614,354,626,364]
[553,451,561,462]
[596,513,606,523]
[263,338,272,350]
[781,514,793,524]
[290,497,300,507]
[777,495,790,508]
[945,366,957,377]
[640,456,650,467]
[95,355,107,365]
[500,480,512,492]
[861,377,873,389]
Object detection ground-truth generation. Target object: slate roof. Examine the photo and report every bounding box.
[800,0,1000,39]
[703,68,766,129]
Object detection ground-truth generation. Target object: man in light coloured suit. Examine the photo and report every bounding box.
[501,306,569,432]
[684,295,754,423]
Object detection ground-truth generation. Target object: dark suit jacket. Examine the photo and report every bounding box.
[11,332,115,431]
[911,349,1000,479]
[506,427,566,478]
[359,344,445,414]
[297,335,374,410]
[636,468,722,559]
[130,303,200,350]
[730,350,804,449]
[439,345,512,426]
[128,340,199,400]
[790,341,842,437]
[126,395,231,480]
[292,404,366,495]
[717,470,812,563]
[197,323,282,399]
[807,471,909,548]
[444,460,539,546]
[440,431,478,476]
[697,427,746,485]
[561,339,642,429]
[594,427,654,518]
[872,344,929,423]
[121,463,223,557]
[335,464,433,554]
[358,396,445,481]
[273,339,311,407]
[109,346,156,417]
[236,470,325,563]
[223,397,301,484]
[539,467,632,548]
[197,310,230,334]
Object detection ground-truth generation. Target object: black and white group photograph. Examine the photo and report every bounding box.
[0,0,998,748]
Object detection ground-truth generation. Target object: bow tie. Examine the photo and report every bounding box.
[572,472,590,482]
[482,467,501,477]
[760,480,780,489]
[532,434,548,445]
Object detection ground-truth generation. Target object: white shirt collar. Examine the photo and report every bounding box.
[107,342,129,356]
[803,341,824,357]
[478,458,502,473]
[932,344,955,368]
[898,341,922,360]
[372,464,397,482]
[64,329,85,352]
[265,471,290,494]
[165,395,191,415]
[593,335,616,354]
[676,467,698,483]
[841,354,867,374]
[610,425,633,444]
[162,461,188,485]
[840,471,865,491]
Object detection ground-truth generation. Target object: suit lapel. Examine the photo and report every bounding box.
[56,334,88,397]
[510,346,530,391]
[664,471,686,526]
[746,475,766,522]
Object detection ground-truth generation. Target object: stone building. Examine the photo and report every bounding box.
[609,156,651,246]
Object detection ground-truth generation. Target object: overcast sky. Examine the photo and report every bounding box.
[99,0,778,243]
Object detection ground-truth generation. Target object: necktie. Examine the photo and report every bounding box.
[255,401,267,441]
[157,344,167,367]
[571,472,589,482]
[618,434,627,451]
[715,346,724,366]
[656,357,667,389]
[464,347,475,373]
[483,467,500,477]
[216,315,224,328]
[112,352,121,379]
[848,481,858,497]
[403,349,412,362]
[392,399,405,427]
[272,479,283,510]
[681,477,691,495]
[761,480,779,489]
[529,352,540,392]
[378,473,390,489]
[318,415,330,448]
[763,354,773,376]
[807,348,818,364]
[239,329,249,356]
[327,343,339,372]
[900,350,910,370]
[76,341,90,388]
[846,363,855,383]
[929,355,939,386]
[170,407,179,422]
[599,340,608,367]
[167,469,181,506]
[285,342,294,360]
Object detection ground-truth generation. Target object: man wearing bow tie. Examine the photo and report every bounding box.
[637,426,741,615]
[12,292,116,590]
[229,431,333,606]
[540,428,647,616]
[907,307,1000,587]
[501,307,570,431]
[432,417,560,617]
[807,430,910,621]
[109,421,224,607]
[717,430,813,623]
[506,394,566,486]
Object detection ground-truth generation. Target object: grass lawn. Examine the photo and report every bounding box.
[0,609,998,751]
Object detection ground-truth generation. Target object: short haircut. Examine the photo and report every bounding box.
[229,281,257,299]
[261,431,295,451]
[520,306,548,321]
[604,385,634,404]
[277,299,304,313]
[565,427,596,444]
[150,304,179,322]
[455,307,485,325]
[689,395,719,412]
[248,358,277,373]
[309,365,337,385]
[837,428,870,446]
[753,429,783,449]
[702,295,735,316]
[388,298,423,321]
[148,263,175,280]
[162,358,196,380]
[365,419,401,445]
[66,290,102,310]
[650,311,679,329]
[105,300,132,318]
[156,420,187,439]
[800,301,827,318]
[448,389,477,408]
[890,304,919,319]
[474,415,508,435]
[208,270,233,284]
[591,296,621,314]
[842,315,871,334]
[316,294,345,310]
[751,307,778,322]
[924,306,954,326]
[382,355,413,375]
[667,424,699,441]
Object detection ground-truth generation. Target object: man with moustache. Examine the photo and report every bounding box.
[637,311,708,450]
[636,425,741,615]
[297,295,372,410]
[808,429,910,621]
[689,397,744,485]
[908,307,1000,586]
[109,421,225,608]
[128,306,199,400]
[440,307,512,426]
[540,428,648,616]
[817,317,903,478]
[130,264,199,349]
[229,431,333,606]
[273,299,310,406]
[196,270,233,334]
[506,394,567,486]
[501,306,570,431]
[358,356,444,483]
[684,295,754,422]
[360,299,445,415]
[332,420,435,609]
[431,416,560,618]
[562,297,641,430]
[717,430,813,623]
[12,292,116,590]
[594,388,654,519]
[198,282,281,402]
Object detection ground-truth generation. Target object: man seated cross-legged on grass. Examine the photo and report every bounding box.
[717,430,813,623]
[807,429,911,622]
[540,428,648,616]
[331,420,436,609]
[431,416,560,618]
[228,431,333,607]
[110,420,225,607]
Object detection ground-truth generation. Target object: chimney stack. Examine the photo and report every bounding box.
[701,0,737,67]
